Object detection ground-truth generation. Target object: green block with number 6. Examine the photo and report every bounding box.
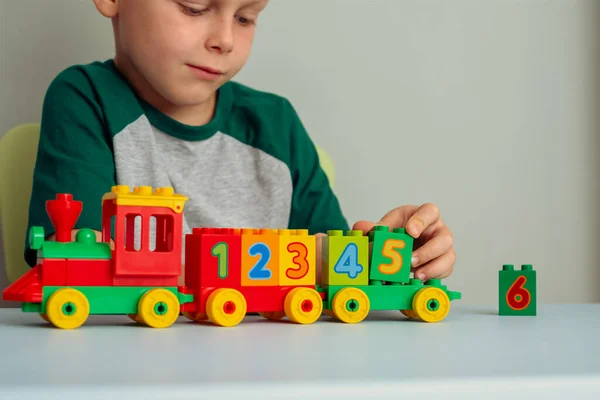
[368,226,414,284]
[322,230,369,286]
[499,264,536,316]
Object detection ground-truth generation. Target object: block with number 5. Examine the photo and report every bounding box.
[322,230,369,286]
[368,226,413,284]
[499,264,536,316]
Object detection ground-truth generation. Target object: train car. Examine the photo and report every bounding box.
[318,228,461,323]
[2,185,462,329]
[180,227,323,327]
[3,186,195,329]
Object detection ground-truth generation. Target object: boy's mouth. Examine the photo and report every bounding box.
[187,64,224,80]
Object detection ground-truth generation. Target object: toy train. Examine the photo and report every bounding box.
[2,185,461,329]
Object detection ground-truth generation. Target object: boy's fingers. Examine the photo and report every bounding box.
[352,220,376,233]
[376,205,419,229]
[405,203,441,238]
[411,231,453,268]
[413,249,456,281]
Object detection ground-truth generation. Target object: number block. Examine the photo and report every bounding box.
[368,226,414,284]
[279,229,316,287]
[187,228,242,290]
[499,264,536,316]
[322,230,369,286]
[241,229,280,287]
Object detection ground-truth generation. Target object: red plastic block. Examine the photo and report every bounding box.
[66,259,113,286]
[2,266,43,303]
[113,276,179,287]
[41,259,67,286]
[197,285,315,314]
[199,228,241,288]
[186,228,242,313]
[109,204,183,279]
[46,194,82,243]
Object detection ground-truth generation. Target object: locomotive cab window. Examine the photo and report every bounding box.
[150,215,174,253]
[124,214,143,252]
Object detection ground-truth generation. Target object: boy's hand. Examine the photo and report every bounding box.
[353,203,455,281]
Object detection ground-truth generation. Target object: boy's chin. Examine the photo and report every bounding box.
[162,86,219,107]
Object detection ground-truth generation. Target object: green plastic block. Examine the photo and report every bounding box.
[322,230,369,286]
[37,228,112,260]
[320,278,462,316]
[22,303,42,313]
[325,279,461,312]
[499,264,536,316]
[40,286,194,315]
[368,226,413,283]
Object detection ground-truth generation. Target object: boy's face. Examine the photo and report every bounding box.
[95,0,269,108]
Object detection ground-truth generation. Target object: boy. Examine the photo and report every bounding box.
[25,0,455,283]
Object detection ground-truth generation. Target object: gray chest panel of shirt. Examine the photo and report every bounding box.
[112,116,293,236]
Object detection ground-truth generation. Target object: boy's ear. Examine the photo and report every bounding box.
[93,0,119,18]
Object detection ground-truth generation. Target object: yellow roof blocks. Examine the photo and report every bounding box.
[102,185,189,213]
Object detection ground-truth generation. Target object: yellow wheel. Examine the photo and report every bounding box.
[138,289,180,328]
[206,288,247,327]
[284,287,323,324]
[127,314,144,323]
[183,311,209,322]
[258,311,286,320]
[323,309,335,318]
[331,288,370,324]
[400,309,420,320]
[46,288,90,329]
[412,287,451,323]
[40,313,50,322]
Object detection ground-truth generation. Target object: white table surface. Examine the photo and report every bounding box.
[0,304,599,399]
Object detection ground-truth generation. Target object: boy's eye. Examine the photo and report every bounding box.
[236,15,255,26]
[179,4,208,16]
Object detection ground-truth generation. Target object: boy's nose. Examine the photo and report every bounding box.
[206,19,234,54]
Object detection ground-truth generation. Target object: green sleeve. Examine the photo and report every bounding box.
[285,101,349,234]
[24,67,116,267]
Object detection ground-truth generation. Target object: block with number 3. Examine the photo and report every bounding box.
[322,230,369,286]
[499,264,536,316]
[279,229,316,287]
[368,226,414,284]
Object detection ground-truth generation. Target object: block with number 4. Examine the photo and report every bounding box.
[499,264,536,316]
[322,230,369,286]
[368,226,414,284]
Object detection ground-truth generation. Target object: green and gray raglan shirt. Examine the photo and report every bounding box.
[24,59,348,267]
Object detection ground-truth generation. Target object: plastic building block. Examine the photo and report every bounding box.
[2,266,42,303]
[66,259,113,286]
[322,230,369,286]
[38,286,194,329]
[278,229,316,287]
[41,259,67,286]
[46,193,82,242]
[499,264,536,316]
[32,227,112,260]
[241,229,280,287]
[101,185,188,214]
[323,279,461,323]
[368,226,414,284]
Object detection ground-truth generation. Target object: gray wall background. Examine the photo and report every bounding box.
[1,1,598,307]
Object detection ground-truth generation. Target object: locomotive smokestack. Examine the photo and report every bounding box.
[46,194,83,243]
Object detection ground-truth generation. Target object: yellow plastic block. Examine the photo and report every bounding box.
[322,230,369,286]
[278,229,316,287]
[241,229,280,287]
[102,185,188,213]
